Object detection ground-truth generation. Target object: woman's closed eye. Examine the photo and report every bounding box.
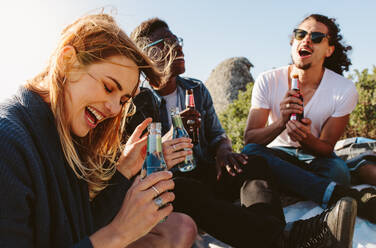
[103,82,113,93]
[103,82,128,105]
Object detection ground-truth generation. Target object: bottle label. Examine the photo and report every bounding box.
[147,134,162,153]
[172,115,184,128]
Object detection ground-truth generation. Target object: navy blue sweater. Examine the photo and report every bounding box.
[0,87,132,247]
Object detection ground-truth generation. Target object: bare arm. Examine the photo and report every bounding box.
[244,108,285,146]
[286,115,350,157]
[244,89,304,146]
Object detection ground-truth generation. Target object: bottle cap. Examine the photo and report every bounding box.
[148,122,161,130]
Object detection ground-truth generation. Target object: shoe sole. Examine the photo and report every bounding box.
[335,197,357,248]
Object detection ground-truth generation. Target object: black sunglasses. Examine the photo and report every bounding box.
[293,29,328,44]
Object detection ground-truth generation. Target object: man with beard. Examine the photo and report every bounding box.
[243,14,376,224]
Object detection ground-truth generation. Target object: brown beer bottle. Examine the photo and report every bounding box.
[290,75,304,121]
[185,89,199,144]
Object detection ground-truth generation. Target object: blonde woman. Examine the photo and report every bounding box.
[0,14,196,248]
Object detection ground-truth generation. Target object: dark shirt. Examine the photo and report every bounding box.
[0,87,131,248]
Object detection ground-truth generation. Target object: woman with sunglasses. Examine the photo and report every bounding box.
[0,13,198,248]
[244,14,376,224]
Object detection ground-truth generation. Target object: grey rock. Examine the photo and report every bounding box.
[205,57,254,113]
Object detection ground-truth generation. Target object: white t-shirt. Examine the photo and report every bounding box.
[251,66,358,148]
[162,89,182,127]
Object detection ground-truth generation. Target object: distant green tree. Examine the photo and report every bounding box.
[344,66,376,139]
[218,83,253,152]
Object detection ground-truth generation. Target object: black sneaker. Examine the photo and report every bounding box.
[357,187,376,223]
[284,197,357,248]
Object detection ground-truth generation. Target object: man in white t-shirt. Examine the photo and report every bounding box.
[243,14,376,223]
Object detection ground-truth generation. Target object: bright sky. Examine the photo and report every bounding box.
[1,0,375,101]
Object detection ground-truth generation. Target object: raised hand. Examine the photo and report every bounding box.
[180,108,201,131]
[279,90,304,125]
[117,118,152,179]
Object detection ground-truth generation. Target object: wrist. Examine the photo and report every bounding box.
[299,133,313,146]
[277,118,288,130]
[90,223,130,248]
[117,158,134,180]
[217,140,232,153]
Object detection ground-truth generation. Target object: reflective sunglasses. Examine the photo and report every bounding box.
[145,37,184,49]
[293,29,328,44]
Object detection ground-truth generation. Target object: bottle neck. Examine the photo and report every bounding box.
[172,114,184,128]
[185,92,195,108]
[291,78,300,90]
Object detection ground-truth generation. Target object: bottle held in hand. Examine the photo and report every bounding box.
[141,122,168,222]
[171,107,196,172]
[290,75,304,121]
[141,122,168,178]
[185,89,199,144]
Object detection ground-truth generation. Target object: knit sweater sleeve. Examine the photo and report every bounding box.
[0,118,94,248]
[91,171,133,231]
[0,118,36,247]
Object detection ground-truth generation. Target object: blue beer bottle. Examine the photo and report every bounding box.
[141,122,167,178]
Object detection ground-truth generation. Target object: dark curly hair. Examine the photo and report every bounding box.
[130,18,178,88]
[130,17,169,45]
[297,14,352,75]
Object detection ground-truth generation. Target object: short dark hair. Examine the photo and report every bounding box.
[298,14,352,75]
[130,17,169,46]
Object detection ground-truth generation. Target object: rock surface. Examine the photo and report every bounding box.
[205,57,254,113]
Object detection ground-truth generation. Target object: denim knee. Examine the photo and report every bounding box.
[242,143,269,155]
[311,157,351,186]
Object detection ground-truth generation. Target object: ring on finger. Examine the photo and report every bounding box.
[172,144,177,151]
[154,196,164,208]
[151,186,160,197]
[286,103,290,108]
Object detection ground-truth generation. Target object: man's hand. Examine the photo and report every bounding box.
[180,108,201,131]
[286,118,312,142]
[279,89,304,125]
[215,143,248,180]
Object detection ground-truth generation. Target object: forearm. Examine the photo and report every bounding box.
[299,134,334,157]
[215,138,233,154]
[244,119,285,146]
[90,224,132,248]
[91,172,132,230]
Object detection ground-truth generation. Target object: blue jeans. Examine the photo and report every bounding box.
[242,144,350,207]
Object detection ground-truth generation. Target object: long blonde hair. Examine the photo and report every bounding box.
[26,13,162,198]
